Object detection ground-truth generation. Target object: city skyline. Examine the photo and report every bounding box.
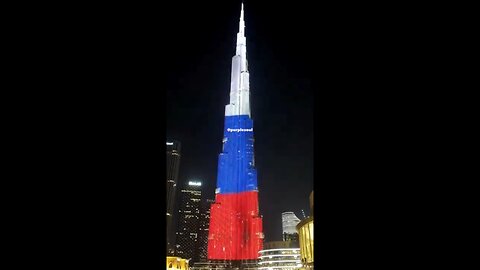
[166,1,313,243]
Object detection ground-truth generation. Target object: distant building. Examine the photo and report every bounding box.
[167,140,181,255]
[282,212,301,242]
[175,180,203,260]
[258,241,301,270]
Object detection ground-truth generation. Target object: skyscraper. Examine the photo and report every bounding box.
[167,140,181,255]
[208,3,264,263]
[282,212,301,242]
[175,181,203,260]
[196,198,214,262]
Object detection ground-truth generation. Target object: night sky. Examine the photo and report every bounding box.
[166,1,313,242]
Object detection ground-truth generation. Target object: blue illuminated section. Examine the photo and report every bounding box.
[216,115,258,194]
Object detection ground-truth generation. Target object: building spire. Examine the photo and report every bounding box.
[225,2,250,117]
[239,2,245,34]
[235,2,247,65]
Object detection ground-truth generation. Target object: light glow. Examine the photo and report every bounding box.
[259,248,300,253]
[259,254,300,258]
[188,181,202,186]
[258,260,300,264]
[258,267,300,269]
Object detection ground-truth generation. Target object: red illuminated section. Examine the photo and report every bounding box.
[207,191,263,260]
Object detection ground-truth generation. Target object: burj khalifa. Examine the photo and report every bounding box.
[207,3,264,262]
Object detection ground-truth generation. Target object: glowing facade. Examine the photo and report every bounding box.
[207,3,264,261]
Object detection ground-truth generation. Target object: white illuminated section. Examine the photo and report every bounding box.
[166,142,173,145]
[258,248,300,253]
[188,181,202,186]
[258,267,300,269]
[259,254,300,258]
[258,260,300,264]
[225,3,250,117]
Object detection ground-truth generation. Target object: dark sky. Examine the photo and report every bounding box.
[166,1,313,242]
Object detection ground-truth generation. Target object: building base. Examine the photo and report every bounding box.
[191,260,258,270]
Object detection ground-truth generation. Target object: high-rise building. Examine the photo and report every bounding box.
[208,3,264,263]
[167,140,181,255]
[282,212,301,242]
[196,199,214,262]
[175,180,203,260]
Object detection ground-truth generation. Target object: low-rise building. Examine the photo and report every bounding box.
[167,256,189,270]
[258,241,301,270]
[296,191,313,269]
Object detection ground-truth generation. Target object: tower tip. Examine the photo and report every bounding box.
[239,2,245,33]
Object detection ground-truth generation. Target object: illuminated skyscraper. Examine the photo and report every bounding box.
[167,140,181,254]
[196,198,214,262]
[175,181,203,260]
[208,3,264,263]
